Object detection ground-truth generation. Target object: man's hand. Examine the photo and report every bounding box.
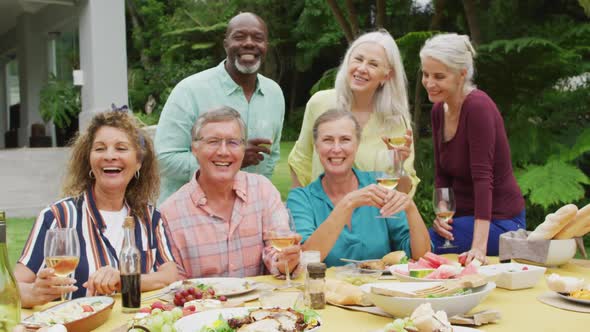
[241,138,272,168]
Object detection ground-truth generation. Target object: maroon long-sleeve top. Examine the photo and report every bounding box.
[431,89,524,221]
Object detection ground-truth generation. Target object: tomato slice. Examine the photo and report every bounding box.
[81,304,94,312]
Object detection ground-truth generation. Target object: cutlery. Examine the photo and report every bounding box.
[340,258,365,264]
[371,274,487,298]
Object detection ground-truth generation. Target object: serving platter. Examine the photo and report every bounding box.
[174,307,321,332]
[167,277,257,297]
[389,264,499,282]
[557,292,590,305]
[343,259,393,274]
[21,296,114,332]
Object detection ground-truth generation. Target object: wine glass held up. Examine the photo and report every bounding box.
[374,149,403,218]
[268,208,301,288]
[433,187,458,250]
[251,120,275,173]
[44,228,80,301]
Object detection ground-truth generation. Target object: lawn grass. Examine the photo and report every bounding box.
[6,217,35,267]
[271,141,295,201]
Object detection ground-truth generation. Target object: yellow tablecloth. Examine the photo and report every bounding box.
[22,256,590,332]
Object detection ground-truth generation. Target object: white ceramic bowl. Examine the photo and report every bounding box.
[479,263,546,290]
[515,238,577,267]
[360,282,495,318]
[545,238,577,266]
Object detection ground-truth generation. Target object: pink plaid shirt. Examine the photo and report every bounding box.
[160,171,289,278]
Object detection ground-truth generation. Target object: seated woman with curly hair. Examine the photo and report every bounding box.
[15,110,179,308]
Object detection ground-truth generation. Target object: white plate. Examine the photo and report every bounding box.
[375,325,482,332]
[174,307,321,332]
[167,277,257,297]
[389,264,500,282]
[342,259,392,274]
[556,292,590,305]
[453,327,483,332]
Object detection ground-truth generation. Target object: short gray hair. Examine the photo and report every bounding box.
[420,33,477,94]
[312,109,362,143]
[191,106,247,141]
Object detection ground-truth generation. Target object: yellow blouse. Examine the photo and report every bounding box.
[288,89,420,196]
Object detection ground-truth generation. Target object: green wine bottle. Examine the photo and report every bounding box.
[0,211,21,332]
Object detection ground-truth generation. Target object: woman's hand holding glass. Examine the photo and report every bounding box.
[43,228,80,301]
[28,268,77,306]
[83,265,120,296]
[433,188,458,250]
[373,149,405,217]
[381,129,413,161]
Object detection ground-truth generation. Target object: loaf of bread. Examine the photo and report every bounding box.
[574,203,590,237]
[555,203,590,239]
[527,204,578,241]
[546,273,585,293]
[382,251,407,266]
[325,279,373,306]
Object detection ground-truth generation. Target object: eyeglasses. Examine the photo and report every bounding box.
[195,137,245,149]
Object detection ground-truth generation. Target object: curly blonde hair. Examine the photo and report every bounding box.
[62,111,159,218]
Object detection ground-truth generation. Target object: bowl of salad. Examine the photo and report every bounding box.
[22,296,114,332]
[360,281,495,318]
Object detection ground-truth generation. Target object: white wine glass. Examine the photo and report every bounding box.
[268,208,300,288]
[433,188,458,250]
[374,149,403,218]
[44,228,80,301]
[254,120,275,174]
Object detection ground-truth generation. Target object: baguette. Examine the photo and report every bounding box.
[555,203,590,239]
[527,204,578,241]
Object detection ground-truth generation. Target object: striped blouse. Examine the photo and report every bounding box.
[18,187,177,299]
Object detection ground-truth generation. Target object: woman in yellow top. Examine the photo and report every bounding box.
[288,30,419,194]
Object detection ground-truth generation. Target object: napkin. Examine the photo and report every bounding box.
[499,229,550,263]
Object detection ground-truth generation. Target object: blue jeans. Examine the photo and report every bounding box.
[429,209,526,256]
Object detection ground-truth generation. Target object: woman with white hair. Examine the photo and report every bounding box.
[288,30,419,195]
[420,33,525,264]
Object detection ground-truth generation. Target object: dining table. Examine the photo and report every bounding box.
[21,255,590,332]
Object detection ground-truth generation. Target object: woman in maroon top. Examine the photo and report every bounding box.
[420,33,525,265]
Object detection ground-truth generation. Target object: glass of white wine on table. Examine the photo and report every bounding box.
[268,208,300,289]
[433,187,458,250]
[374,149,403,218]
[44,228,80,301]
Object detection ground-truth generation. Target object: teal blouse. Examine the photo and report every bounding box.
[286,168,413,267]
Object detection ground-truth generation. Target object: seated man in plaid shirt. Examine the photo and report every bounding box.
[160,107,300,278]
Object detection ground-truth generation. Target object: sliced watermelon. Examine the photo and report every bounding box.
[425,264,462,279]
[416,257,437,269]
[458,264,479,277]
[393,266,409,275]
[423,252,451,268]
[410,269,435,278]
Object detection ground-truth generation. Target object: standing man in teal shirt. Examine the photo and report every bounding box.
[155,12,285,203]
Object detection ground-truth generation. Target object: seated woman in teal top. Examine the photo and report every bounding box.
[286,109,431,267]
